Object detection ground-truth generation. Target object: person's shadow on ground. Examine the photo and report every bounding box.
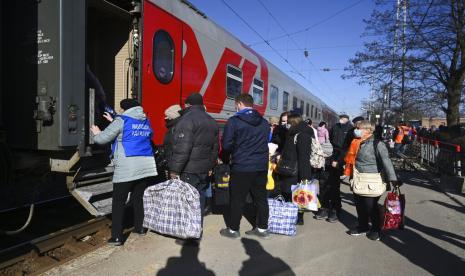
[239,238,296,276]
[157,245,215,276]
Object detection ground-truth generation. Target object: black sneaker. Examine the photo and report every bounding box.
[313,208,328,220]
[326,209,338,223]
[107,237,123,246]
[244,228,270,239]
[347,228,369,236]
[220,228,241,239]
[296,213,304,225]
[367,231,381,241]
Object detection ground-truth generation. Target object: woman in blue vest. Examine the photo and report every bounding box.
[90,99,157,246]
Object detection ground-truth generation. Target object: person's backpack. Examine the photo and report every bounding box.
[310,138,326,169]
[294,134,326,169]
[320,142,333,158]
[213,164,230,206]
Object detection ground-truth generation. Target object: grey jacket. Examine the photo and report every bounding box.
[355,137,397,182]
[93,106,158,183]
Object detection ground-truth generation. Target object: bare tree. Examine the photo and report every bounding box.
[344,0,465,126]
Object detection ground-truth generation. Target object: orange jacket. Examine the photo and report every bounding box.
[395,126,411,144]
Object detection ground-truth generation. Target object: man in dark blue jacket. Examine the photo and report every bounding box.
[220,94,270,239]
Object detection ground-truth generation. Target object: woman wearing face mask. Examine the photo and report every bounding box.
[271,112,290,154]
[344,121,399,241]
[275,113,313,225]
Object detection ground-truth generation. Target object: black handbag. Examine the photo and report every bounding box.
[276,158,297,177]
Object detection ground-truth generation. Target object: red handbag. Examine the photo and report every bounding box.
[382,186,405,230]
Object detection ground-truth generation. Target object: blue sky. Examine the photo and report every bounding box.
[188,0,376,117]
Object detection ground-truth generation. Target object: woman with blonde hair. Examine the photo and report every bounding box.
[344,121,399,241]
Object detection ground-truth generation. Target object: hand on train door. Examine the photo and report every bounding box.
[103,112,114,122]
[90,125,101,135]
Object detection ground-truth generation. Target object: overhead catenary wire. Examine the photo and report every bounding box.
[248,0,366,47]
[220,0,306,81]
[255,0,346,112]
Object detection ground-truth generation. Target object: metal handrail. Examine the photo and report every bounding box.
[417,137,462,176]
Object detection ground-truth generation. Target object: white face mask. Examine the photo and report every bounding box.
[354,129,363,138]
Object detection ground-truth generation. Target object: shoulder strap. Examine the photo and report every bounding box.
[373,139,382,172]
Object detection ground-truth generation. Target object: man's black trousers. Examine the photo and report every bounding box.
[229,171,268,231]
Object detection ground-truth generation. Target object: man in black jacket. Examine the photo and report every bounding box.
[168,93,219,242]
[220,94,270,239]
[315,114,352,222]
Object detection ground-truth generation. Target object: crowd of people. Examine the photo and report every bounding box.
[90,92,401,246]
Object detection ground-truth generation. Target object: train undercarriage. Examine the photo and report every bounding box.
[0,0,140,220]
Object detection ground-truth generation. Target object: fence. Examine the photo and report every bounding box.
[417,137,463,177]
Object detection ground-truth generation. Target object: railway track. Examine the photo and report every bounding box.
[0,217,111,276]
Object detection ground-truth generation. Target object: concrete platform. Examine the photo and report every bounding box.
[44,171,465,276]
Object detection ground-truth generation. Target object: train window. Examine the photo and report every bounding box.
[293,97,298,110]
[306,103,310,117]
[153,30,174,84]
[270,85,278,110]
[226,65,243,99]
[311,105,314,118]
[300,100,304,111]
[253,78,264,105]
[283,91,289,111]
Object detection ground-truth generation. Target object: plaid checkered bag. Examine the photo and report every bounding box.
[143,179,202,239]
[268,196,299,236]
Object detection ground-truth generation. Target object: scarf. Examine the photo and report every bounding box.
[343,134,372,177]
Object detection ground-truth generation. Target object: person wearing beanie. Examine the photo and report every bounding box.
[90,98,157,246]
[168,93,219,246]
[314,113,351,223]
[162,104,182,177]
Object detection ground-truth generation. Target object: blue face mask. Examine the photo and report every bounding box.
[354,129,363,138]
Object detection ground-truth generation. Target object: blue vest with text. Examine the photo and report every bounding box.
[112,115,154,157]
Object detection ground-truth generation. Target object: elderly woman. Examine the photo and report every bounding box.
[344,121,399,241]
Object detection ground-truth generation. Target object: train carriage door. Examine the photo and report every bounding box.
[142,1,182,145]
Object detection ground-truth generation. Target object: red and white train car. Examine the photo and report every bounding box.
[141,0,338,144]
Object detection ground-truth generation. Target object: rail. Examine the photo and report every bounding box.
[417,137,463,177]
[0,218,111,275]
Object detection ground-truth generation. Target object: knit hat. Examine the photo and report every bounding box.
[339,114,349,120]
[185,93,204,106]
[120,99,140,110]
[352,116,365,124]
[164,104,182,120]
